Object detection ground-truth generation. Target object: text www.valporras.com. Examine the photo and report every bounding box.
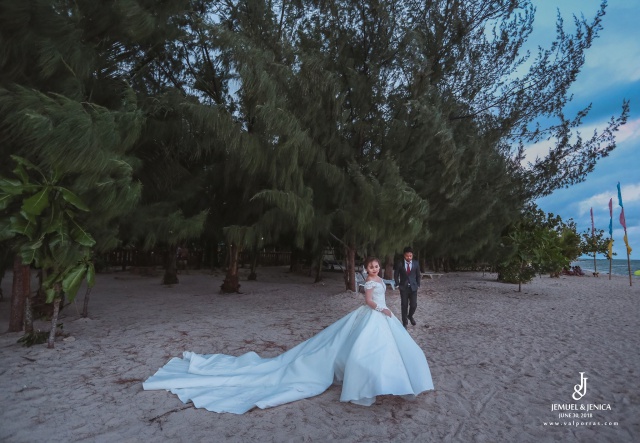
[543,421,619,427]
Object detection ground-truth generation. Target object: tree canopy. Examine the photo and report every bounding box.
[0,0,629,293]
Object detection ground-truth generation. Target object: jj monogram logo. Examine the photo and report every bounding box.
[572,372,588,400]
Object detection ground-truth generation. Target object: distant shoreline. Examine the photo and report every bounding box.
[573,258,640,278]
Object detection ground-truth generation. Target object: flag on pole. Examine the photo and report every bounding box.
[617,182,624,207]
[609,219,613,236]
[607,198,614,268]
[617,183,633,285]
[609,198,613,236]
[618,188,632,256]
[623,234,632,255]
[591,207,595,235]
[608,239,613,259]
[609,198,613,216]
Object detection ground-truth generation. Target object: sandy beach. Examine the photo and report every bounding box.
[1,267,638,442]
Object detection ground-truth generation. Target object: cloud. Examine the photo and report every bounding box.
[521,140,553,166]
[572,44,640,95]
[617,117,640,145]
[521,116,640,166]
[577,182,640,215]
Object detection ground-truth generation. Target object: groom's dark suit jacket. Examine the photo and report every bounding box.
[394,259,421,290]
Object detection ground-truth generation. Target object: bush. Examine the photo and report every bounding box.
[497,262,536,284]
[496,205,582,288]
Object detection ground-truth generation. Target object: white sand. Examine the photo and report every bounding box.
[1,267,638,442]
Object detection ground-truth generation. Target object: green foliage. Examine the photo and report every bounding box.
[203,0,626,268]
[496,262,537,285]
[498,207,582,285]
[580,228,611,259]
[0,156,96,302]
[0,0,628,285]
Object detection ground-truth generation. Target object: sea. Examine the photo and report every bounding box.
[572,258,640,278]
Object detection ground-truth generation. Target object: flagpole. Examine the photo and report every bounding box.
[591,208,597,276]
[627,248,632,287]
[608,198,613,281]
[608,236,612,281]
[617,183,632,287]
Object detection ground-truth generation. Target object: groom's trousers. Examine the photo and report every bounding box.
[399,287,418,325]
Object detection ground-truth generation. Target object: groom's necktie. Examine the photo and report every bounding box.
[406,262,411,274]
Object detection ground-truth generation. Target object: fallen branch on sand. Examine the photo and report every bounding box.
[149,405,192,423]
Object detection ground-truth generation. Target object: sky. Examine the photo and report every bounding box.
[523,1,640,260]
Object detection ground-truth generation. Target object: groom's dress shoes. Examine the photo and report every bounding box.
[408,316,416,326]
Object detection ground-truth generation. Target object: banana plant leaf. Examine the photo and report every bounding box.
[8,215,37,240]
[62,263,89,301]
[59,187,90,211]
[68,217,96,247]
[22,187,51,216]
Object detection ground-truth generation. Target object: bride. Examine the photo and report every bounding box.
[143,257,434,414]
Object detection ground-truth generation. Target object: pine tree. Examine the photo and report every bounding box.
[186,0,321,291]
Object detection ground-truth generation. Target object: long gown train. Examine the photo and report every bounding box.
[143,281,434,414]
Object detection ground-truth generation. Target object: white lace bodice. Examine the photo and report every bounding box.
[363,280,387,309]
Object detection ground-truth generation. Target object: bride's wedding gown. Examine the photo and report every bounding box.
[143,280,434,414]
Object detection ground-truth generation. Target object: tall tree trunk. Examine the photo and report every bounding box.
[211,242,218,272]
[289,248,302,273]
[289,249,295,272]
[47,297,61,349]
[248,248,258,280]
[0,249,7,301]
[23,269,44,334]
[383,255,394,280]
[221,243,241,293]
[314,251,323,283]
[8,254,29,332]
[345,245,356,292]
[162,249,179,285]
[222,244,230,271]
[81,287,92,318]
[24,295,33,333]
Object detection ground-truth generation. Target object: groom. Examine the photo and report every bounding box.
[395,247,421,328]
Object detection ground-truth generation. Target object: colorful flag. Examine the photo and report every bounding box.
[623,234,632,255]
[620,207,627,230]
[590,207,595,235]
[609,198,613,216]
[617,182,624,207]
[616,183,633,283]
[609,198,613,236]
[608,239,613,259]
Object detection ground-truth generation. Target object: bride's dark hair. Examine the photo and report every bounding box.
[364,257,380,271]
